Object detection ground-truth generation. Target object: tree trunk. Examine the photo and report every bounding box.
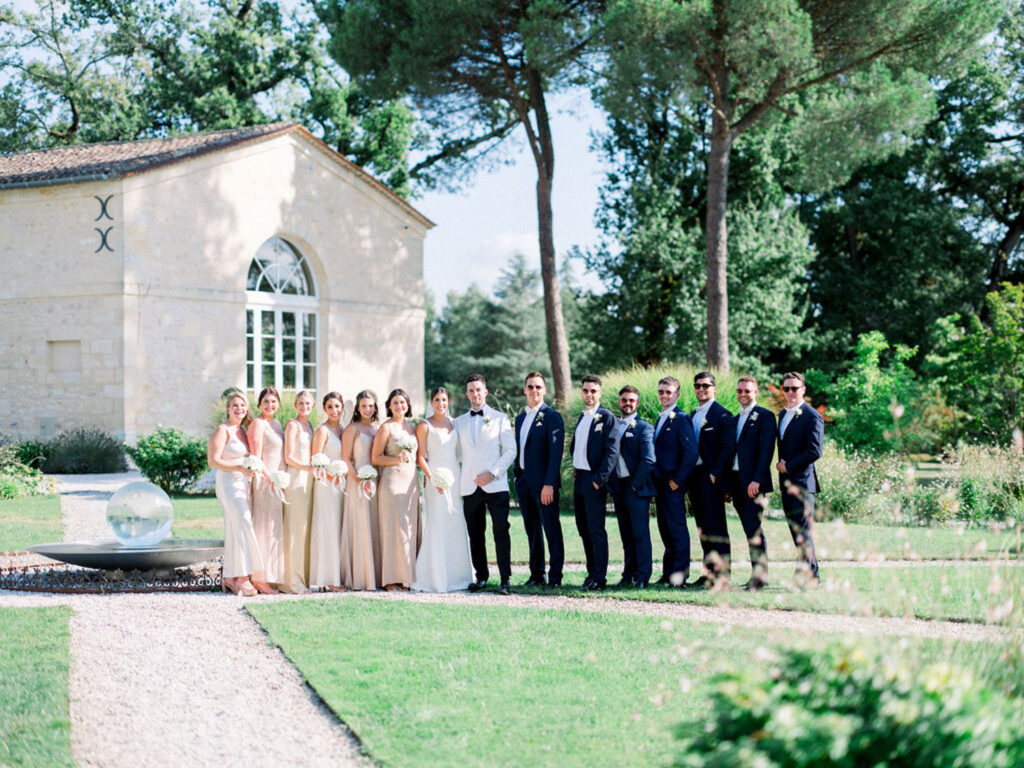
[988,208,1024,290]
[704,121,732,372]
[527,71,572,407]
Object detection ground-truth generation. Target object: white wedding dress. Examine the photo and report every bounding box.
[412,422,473,593]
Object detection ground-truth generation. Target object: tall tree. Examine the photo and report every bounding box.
[318,0,600,405]
[602,0,1003,372]
[0,0,412,191]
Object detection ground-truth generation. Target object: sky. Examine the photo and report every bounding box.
[412,90,610,304]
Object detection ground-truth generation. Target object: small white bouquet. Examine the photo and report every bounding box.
[356,464,378,500]
[311,452,330,485]
[430,467,455,491]
[328,459,348,490]
[395,432,417,455]
[241,455,264,474]
[270,470,291,501]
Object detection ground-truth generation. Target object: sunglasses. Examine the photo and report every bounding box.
[781,385,802,392]
[694,383,714,390]
[736,388,754,394]
[657,389,676,395]
[582,387,600,394]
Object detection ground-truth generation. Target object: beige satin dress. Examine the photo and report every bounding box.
[378,427,421,588]
[251,420,285,585]
[309,428,343,588]
[340,429,377,590]
[216,426,264,579]
[283,423,313,593]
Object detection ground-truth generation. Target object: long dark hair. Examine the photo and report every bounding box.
[352,390,379,423]
[385,388,411,418]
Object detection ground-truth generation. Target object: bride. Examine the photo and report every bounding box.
[411,387,473,593]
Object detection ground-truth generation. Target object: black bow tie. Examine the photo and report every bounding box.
[470,410,484,417]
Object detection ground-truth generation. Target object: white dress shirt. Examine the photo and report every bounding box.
[614,417,631,478]
[519,404,541,470]
[573,407,598,471]
[692,400,713,465]
[779,405,802,438]
[733,404,754,471]
[654,406,675,438]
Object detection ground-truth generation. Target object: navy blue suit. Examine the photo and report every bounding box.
[777,402,824,578]
[513,403,565,584]
[729,404,776,582]
[688,400,736,578]
[570,406,619,585]
[608,416,656,584]
[652,406,699,582]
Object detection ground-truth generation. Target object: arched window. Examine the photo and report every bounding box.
[245,237,319,392]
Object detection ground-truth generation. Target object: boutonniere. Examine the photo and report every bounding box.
[536,411,545,424]
[629,419,637,429]
[750,412,759,422]
[668,412,677,421]
[594,423,604,432]
[483,415,492,424]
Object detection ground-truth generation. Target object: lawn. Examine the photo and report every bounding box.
[0,494,62,552]
[0,606,74,768]
[249,597,995,768]
[164,495,1022,564]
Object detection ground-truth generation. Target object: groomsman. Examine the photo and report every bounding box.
[569,375,619,590]
[513,372,566,588]
[607,385,656,588]
[727,376,776,590]
[651,376,699,586]
[688,372,736,587]
[454,373,517,595]
[776,371,823,586]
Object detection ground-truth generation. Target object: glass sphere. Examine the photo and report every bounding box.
[106,481,174,547]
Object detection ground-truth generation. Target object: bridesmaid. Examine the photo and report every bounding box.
[282,390,315,594]
[207,392,260,596]
[340,390,380,590]
[247,387,285,594]
[309,391,346,591]
[371,388,420,591]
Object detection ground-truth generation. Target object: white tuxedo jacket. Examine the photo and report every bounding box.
[454,405,516,496]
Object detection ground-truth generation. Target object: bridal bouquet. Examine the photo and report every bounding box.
[429,467,456,511]
[356,464,377,500]
[270,470,291,501]
[242,455,264,486]
[328,459,348,490]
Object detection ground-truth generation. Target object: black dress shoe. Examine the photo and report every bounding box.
[582,575,594,589]
[467,580,487,592]
[547,580,562,589]
[655,574,671,585]
[585,580,607,591]
[498,581,511,595]
[635,580,649,589]
[615,577,635,588]
[523,576,546,588]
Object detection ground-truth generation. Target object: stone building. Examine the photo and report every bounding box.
[0,122,432,442]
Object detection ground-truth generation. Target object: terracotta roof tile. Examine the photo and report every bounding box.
[0,122,294,187]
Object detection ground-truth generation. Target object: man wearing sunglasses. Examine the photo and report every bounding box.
[688,372,737,588]
[776,372,823,586]
[651,376,698,586]
[729,376,776,590]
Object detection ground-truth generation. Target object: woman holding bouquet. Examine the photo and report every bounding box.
[412,387,472,593]
[208,392,262,596]
[282,390,315,593]
[247,387,287,594]
[309,391,346,591]
[371,388,420,590]
[340,390,380,590]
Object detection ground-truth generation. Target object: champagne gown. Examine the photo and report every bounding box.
[251,420,285,584]
[340,429,377,590]
[216,426,264,579]
[283,423,313,593]
[412,422,473,592]
[378,427,420,588]
[309,428,343,588]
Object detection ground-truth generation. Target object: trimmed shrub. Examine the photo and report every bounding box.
[12,439,52,469]
[42,428,127,474]
[0,445,56,499]
[125,428,209,493]
[676,641,1024,768]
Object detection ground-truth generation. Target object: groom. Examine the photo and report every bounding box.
[454,373,517,595]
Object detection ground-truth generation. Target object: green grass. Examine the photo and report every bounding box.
[0,494,62,552]
[531,562,1024,623]
[249,598,1008,768]
[0,607,73,768]
[169,493,224,539]
[168,495,1022,562]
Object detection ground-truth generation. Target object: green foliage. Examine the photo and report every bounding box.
[815,445,908,522]
[11,439,52,470]
[952,444,1024,526]
[925,284,1024,443]
[676,640,1024,768]
[816,331,921,454]
[41,428,127,474]
[0,444,56,500]
[125,428,208,494]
